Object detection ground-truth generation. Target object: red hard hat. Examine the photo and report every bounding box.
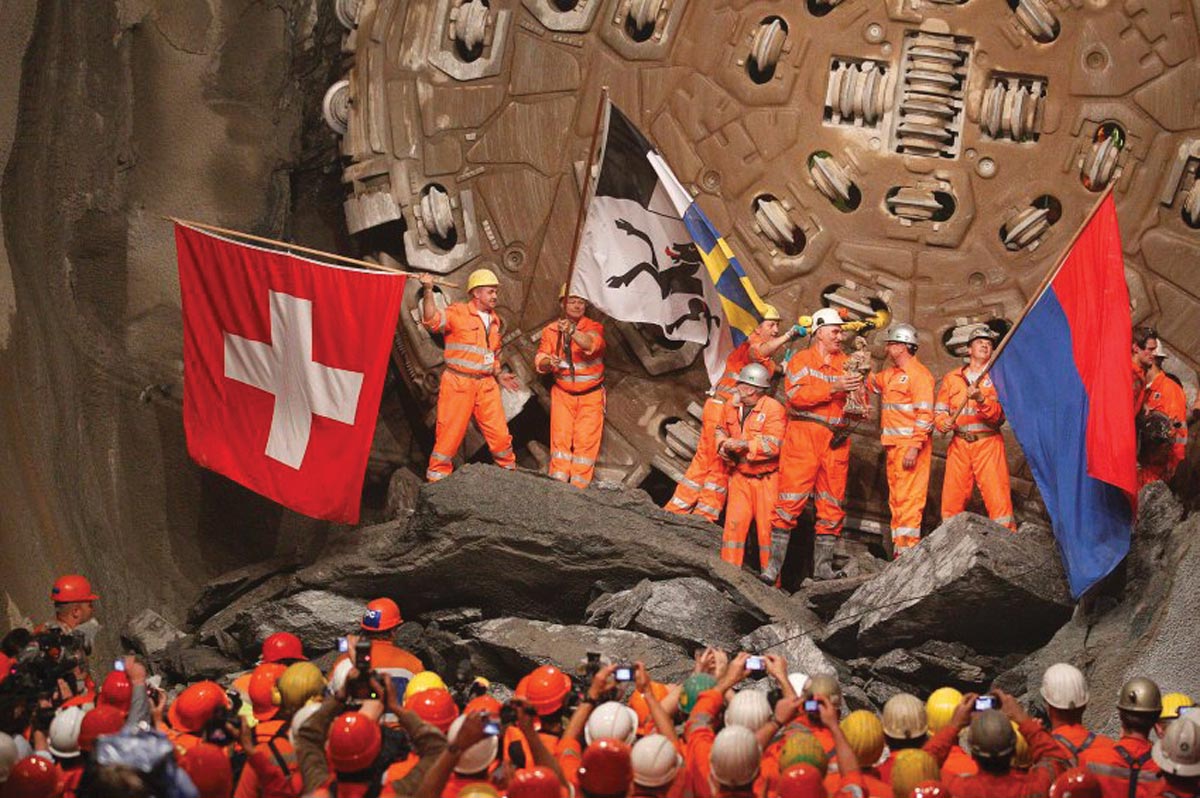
[168,681,231,733]
[778,764,828,798]
[517,665,573,715]
[97,669,133,714]
[179,742,234,798]
[261,632,306,663]
[4,756,59,798]
[361,598,403,631]
[578,738,633,798]
[405,688,460,732]
[911,782,952,798]
[1050,768,1103,798]
[51,574,97,603]
[509,767,563,798]
[249,662,289,720]
[79,704,126,752]
[464,694,503,716]
[328,712,382,772]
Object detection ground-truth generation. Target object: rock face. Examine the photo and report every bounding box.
[739,622,837,677]
[586,578,765,652]
[996,484,1200,735]
[824,513,1073,656]
[216,590,365,660]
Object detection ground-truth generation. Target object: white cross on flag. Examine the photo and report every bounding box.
[176,223,405,523]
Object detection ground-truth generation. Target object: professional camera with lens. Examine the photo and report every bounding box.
[203,690,245,746]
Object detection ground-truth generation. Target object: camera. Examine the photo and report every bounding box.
[113,659,126,672]
[614,666,634,682]
[746,656,765,671]
[804,699,820,713]
[203,690,244,745]
[975,695,998,711]
[483,717,501,736]
[1178,706,1195,716]
[354,639,373,669]
[337,637,349,653]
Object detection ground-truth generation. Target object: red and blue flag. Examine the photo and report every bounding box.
[991,194,1137,598]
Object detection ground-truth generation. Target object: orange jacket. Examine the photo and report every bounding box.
[927,720,1069,798]
[1143,372,1188,467]
[1050,723,1115,766]
[783,345,850,426]
[682,689,726,798]
[716,332,777,399]
[934,368,1004,437]
[425,302,504,378]
[537,317,606,393]
[868,357,935,447]
[1080,736,1162,798]
[1146,780,1199,798]
[717,395,786,475]
[824,767,890,797]
[1134,362,1148,410]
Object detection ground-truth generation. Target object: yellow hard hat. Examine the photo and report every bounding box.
[1162,692,1196,720]
[926,687,963,733]
[890,749,940,798]
[778,731,828,775]
[273,662,327,713]
[841,710,886,767]
[467,268,500,292]
[404,670,447,701]
[761,304,781,322]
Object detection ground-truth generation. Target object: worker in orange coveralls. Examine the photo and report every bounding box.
[1131,326,1158,411]
[714,363,786,570]
[666,305,794,521]
[535,286,607,489]
[1138,344,1188,487]
[420,269,521,482]
[761,308,862,584]
[934,324,1016,531]
[867,322,935,557]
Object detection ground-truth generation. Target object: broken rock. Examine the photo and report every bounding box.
[221,590,364,661]
[122,609,187,666]
[739,622,837,677]
[587,578,762,651]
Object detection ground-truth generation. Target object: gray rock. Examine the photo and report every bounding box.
[187,559,297,627]
[220,590,364,661]
[465,617,693,684]
[996,483,1200,736]
[163,636,244,684]
[586,582,653,630]
[908,641,992,689]
[386,467,424,519]
[861,679,903,709]
[739,622,837,676]
[194,573,298,648]
[795,575,876,621]
[823,513,1073,656]
[587,578,762,652]
[122,609,186,665]
[419,608,484,630]
[872,649,923,681]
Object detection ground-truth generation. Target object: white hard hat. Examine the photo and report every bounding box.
[725,689,772,731]
[585,701,638,745]
[1154,344,1171,360]
[631,734,683,787]
[1154,714,1200,777]
[811,308,843,330]
[788,673,810,696]
[328,658,354,695]
[710,726,761,786]
[449,713,500,774]
[884,323,918,346]
[289,700,323,748]
[1040,663,1089,710]
[882,693,928,740]
[0,732,18,781]
[48,705,87,759]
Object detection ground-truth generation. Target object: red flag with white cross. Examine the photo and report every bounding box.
[175,223,405,523]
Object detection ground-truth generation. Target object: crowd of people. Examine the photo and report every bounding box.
[416,272,1195,583]
[2,578,1197,798]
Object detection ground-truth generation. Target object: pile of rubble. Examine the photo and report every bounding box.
[121,467,1198,718]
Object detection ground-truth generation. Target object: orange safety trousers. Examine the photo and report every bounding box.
[722,471,777,568]
[666,398,729,522]
[426,370,515,481]
[885,440,931,552]
[772,420,848,537]
[941,434,1016,530]
[549,385,605,489]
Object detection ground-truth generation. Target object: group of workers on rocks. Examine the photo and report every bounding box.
[3,578,1199,798]
[415,270,1194,583]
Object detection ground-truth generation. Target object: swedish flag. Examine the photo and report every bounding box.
[682,204,769,350]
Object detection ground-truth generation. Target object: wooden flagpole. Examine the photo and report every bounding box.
[164,215,460,287]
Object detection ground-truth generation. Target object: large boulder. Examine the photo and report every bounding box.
[823,513,1073,656]
[739,622,838,677]
[122,609,187,667]
[211,589,365,661]
[465,617,693,684]
[996,483,1200,735]
[293,465,802,626]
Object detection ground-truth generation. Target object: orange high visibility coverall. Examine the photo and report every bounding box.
[868,357,935,553]
[927,720,1071,798]
[934,368,1016,531]
[1050,723,1115,767]
[1080,736,1162,798]
[681,689,726,798]
[537,316,606,489]
[716,394,785,568]
[1134,362,1149,411]
[1139,371,1188,486]
[773,345,852,538]
[667,333,776,521]
[424,303,516,481]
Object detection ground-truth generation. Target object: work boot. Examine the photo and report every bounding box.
[759,528,790,584]
[813,536,838,580]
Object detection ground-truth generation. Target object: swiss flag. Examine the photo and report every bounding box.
[176,223,405,523]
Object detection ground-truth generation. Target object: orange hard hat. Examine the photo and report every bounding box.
[405,688,460,732]
[78,705,126,752]
[51,574,97,603]
[509,767,563,798]
[328,711,382,772]
[179,743,234,798]
[4,756,59,798]
[629,681,669,731]
[249,663,289,720]
[464,694,503,716]
[517,665,573,716]
[778,764,828,798]
[97,670,133,714]
[1050,768,1103,798]
[362,598,403,631]
[261,632,306,663]
[168,681,231,733]
[578,738,633,798]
